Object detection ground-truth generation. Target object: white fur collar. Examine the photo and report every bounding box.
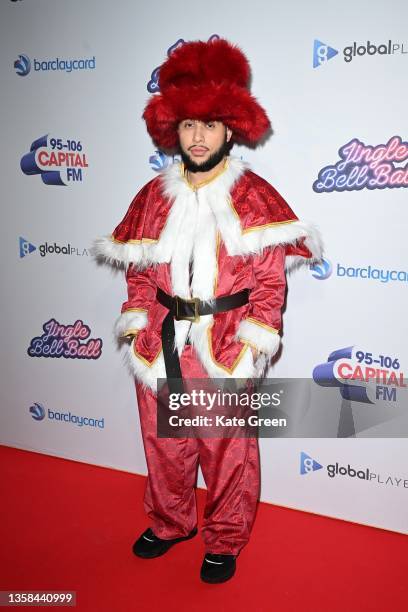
[92,156,323,271]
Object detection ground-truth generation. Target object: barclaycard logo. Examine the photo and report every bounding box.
[29,402,45,421]
[300,451,323,475]
[313,40,338,68]
[310,258,332,280]
[14,54,31,76]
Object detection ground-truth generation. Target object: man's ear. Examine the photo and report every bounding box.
[226,127,232,142]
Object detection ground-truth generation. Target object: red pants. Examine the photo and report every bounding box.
[135,344,260,555]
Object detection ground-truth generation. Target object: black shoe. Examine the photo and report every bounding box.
[200,553,236,583]
[132,527,197,559]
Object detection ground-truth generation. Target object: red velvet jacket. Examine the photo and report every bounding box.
[94,157,322,392]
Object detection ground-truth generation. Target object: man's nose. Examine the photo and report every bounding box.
[192,123,204,142]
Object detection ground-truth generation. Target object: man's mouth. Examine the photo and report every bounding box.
[189,147,209,157]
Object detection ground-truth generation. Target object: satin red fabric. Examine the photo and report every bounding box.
[135,344,260,555]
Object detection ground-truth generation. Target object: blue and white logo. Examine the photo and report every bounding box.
[29,402,45,421]
[14,54,31,76]
[313,40,338,68]
[19,237,36,258]
[310,258,332,280]
[300,451,323,475]
[148,150,181,172]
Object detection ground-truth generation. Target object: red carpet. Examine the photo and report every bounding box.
[1,445,407,612]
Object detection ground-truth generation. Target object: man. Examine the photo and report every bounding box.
[94,38,322,583]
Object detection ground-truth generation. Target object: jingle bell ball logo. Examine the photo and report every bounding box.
[313,136,408,193]
[28,319,102,360]
[313,39,407,68]
[147,34,220,92]
[21,135,88,186]
[313,346,406,404]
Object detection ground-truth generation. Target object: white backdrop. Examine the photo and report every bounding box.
[1,0,407,534]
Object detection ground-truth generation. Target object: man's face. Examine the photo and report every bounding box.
[177,119,232,172]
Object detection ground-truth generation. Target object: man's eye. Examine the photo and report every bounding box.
[206,122,215,128]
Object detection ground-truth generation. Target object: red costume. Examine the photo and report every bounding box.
[94,38,323,558]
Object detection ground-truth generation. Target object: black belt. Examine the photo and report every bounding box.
[156,287,249,394]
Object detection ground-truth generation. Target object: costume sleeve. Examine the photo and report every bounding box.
[236,245,286,357]
[114,263,157,338]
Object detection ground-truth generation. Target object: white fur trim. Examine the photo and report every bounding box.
[91,235,145,268]
[92,158,323,270]
[236,319,280,357]
[123,340,166,394]
[114,310,148,337]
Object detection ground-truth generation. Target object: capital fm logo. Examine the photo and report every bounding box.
[19,237,89,259]
[149,150,181,172]
[29,402,45,421]
[313,136,408,193]
[313,346,406,404]
[14,54,31,76]
[313,39,407,67]
[21,135,88,186]
[28,319,102,360]
[147,34,220,92]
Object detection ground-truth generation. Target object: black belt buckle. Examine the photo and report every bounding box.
[175,296,200,323]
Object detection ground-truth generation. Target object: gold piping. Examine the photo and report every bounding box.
[213,231,221,295]
[122,329,141,337]
[207,322,249,374]
[181,158,229,191]
[242,219,297,234]
[111,235,158,244]
[246,317,279,333]
[123,307,148,313]
[132,342,162,367]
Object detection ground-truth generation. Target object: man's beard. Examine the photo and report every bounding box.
[180,136,231,173]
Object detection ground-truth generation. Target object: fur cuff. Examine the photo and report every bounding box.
[91,235,145,267]
[114,310,148,338]
[124,340,166,394]
[236,318,280,357]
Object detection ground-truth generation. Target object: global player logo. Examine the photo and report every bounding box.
[19,237,89,258]
[19,237,36,258]
[313,346,406,404]
[313,136,408,193]
[14,54,31,76]
[300,451,323,474]
[147,34,220,92]
[21,135,88,186]
[313,40,338,68]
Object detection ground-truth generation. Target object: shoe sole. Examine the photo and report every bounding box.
[133,527,198,559]
[200,564,236,584]
[200,565,237,584]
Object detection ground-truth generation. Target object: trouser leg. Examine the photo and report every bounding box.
[135,381,199,539]
[199,435,260,556]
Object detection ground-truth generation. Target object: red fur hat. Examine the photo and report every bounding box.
[143,39,271,149]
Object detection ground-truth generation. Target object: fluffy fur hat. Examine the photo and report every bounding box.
[143,38,271,149]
